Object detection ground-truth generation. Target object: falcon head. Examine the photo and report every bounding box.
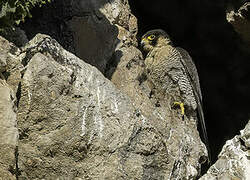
[140,29,173,52]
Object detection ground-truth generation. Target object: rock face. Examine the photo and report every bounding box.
[226,2,250,47]
[200,120,250,180]
[1,0,210,179]
[17,34,140,179]
[20,0,137,74]
[0,36,23,180]
[3,0,250,177]
[2,0,247,179]
[69,0,137,73]
[14,33,205,179]
[0,31,207,179]
[0,81,18,180]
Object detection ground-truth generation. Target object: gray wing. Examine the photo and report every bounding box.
[176,47,211,163]
[176,47,202,102]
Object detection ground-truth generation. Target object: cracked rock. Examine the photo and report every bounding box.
[0,33,207,179]
[200,120,250,180]
[226,2,250,47]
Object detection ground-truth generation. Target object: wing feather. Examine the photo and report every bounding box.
[176,47,211,163]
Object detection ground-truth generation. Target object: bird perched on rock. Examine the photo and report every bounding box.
[140,29,210,163]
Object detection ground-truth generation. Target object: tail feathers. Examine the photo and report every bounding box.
[197,104,211,165]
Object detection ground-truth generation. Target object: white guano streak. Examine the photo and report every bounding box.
[96,87,104,138]
[80,108,87,136]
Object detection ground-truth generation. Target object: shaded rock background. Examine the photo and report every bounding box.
[0,0,250,179]
[20,0,137,74]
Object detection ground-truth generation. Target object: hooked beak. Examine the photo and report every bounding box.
[140,38,147,47]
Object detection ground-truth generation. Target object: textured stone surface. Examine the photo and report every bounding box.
[200,120,250,180]
[106,39,208,179]
[0,33,205,179]
[21,0,137,74]
[0,36,24,94]
[0,0,209,178]
[104,4,210,176]
[1,0,247,179]
[0,81,18,180]
[0,37,20,180]
[16,34,139,179]
[69,0,137,73]
[227,2,250,46]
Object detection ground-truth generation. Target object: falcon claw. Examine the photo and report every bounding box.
[173,102,185,116]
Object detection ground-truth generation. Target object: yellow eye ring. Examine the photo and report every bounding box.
[147,35,155,40]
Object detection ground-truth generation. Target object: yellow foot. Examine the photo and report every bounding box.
[173,102,185,116]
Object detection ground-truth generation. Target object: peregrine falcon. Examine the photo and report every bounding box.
[140,29,210,163]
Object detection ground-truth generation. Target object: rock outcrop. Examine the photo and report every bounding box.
[16,34,141,179]
[200,120,250,180]
[5,0,250,179]
[227,2,250,47]
[0,82,17,179]
[0,32,206,179]
[69,0,138,73]
[0,36,23,180]
[20,0,138,74]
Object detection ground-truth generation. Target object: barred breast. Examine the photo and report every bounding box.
[145,46,197,110]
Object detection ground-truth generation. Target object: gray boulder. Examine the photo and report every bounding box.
[200,120,250,180]
[0,37,21,180]
[10,33,206,179]
[0,80,18,180]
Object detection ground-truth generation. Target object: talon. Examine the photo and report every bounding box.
[173,102,185,116]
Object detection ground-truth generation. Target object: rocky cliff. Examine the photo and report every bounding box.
[200,120,250,180]
[0,0,250,179]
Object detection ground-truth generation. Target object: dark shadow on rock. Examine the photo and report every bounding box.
[104,50,123,79]
[129,0,250,168]
[20,0,120,73]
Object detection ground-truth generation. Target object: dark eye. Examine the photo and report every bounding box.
[147,35,155,40]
